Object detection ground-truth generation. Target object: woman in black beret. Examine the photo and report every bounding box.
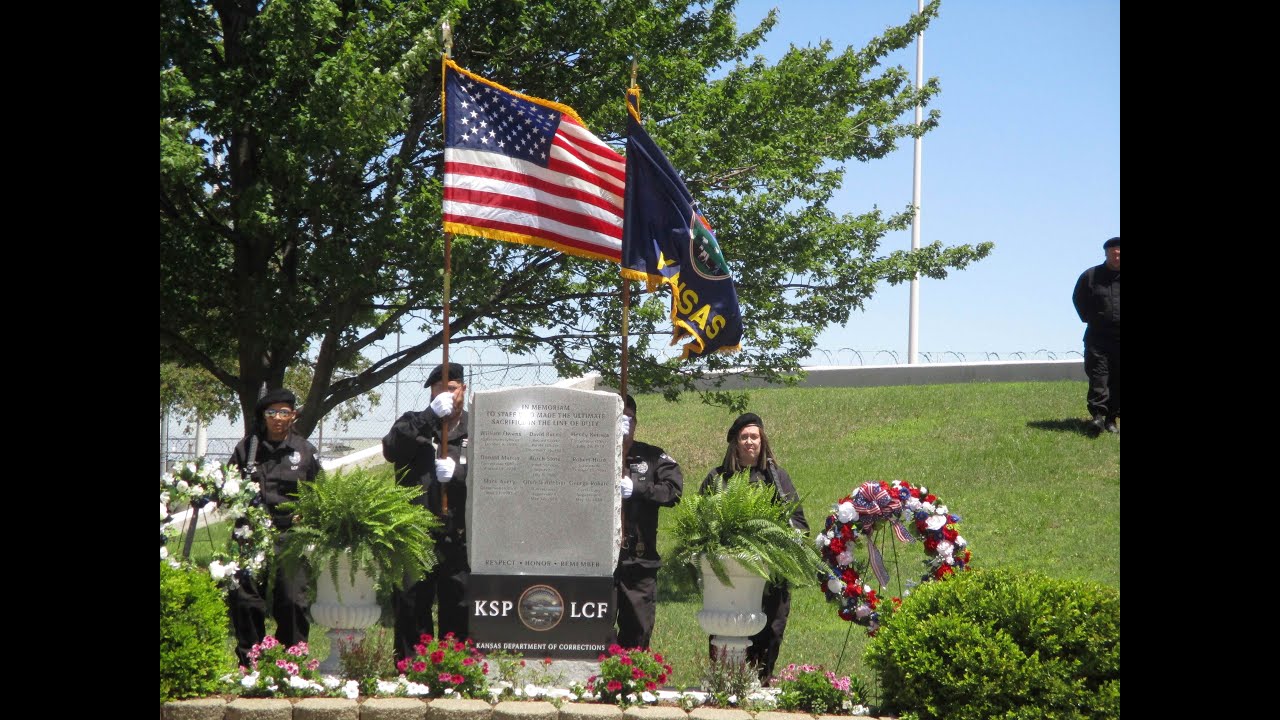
[699,413,809,683]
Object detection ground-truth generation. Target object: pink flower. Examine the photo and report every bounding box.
[440,672,454,683]
[260,636,280,649]
[396,659,409,673]
[631,667,645,679]
[414,643,427,656]
[620,656,633,666]
[645,681,657,691]
[607,680,623,692]
[452,674,465,684]
[413,661,427,673]
[286,642,308,656]
[306,659,320,671]
[608,643,624,655]
[431,651,445,664]
[462,657,475,665]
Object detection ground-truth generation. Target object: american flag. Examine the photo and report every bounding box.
[442,59,625,263]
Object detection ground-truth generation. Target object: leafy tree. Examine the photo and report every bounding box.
[160,0,989,436]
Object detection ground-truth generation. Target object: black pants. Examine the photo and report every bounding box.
[393,539,470,662]
[227,551,311,668]
[613,563,658,649]
[1084,336,1121,421]
[706,581,792,684]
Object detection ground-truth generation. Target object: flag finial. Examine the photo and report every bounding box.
[442,19,452,57]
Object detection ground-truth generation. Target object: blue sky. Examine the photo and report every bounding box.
[733,0,1120,360]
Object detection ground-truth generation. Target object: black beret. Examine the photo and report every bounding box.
[425,362,466,388]
[727,412,764,443]
[255,388,298,417]
[1103,236,1120,249]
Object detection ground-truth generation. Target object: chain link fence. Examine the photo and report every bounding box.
[161,347,1081,470]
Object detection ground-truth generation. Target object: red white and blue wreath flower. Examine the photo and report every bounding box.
[816,480,971,634]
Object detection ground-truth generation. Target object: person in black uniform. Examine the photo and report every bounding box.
[700,412,808,683]
[614,394,684,649]
[382,362,470,662]
[1073,236,1121,435]
[227,388,321,667]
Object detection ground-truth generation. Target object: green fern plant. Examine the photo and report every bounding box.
[668,473,824,588]
[277,465,440,599]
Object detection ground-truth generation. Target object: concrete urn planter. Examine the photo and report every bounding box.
[695,555,768,663]
[309,552,381,674]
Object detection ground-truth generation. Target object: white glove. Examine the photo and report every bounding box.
[619,474,634,499]
[618,414,633,439]
[429,391,455,418]
[435,457,456,482]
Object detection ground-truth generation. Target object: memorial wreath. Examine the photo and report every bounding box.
[816,479,971,634]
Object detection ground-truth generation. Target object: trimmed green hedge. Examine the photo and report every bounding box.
[866,569,1119,720]
[160,561,235,702]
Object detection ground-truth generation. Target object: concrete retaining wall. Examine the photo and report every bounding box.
[692,360,1084,391]
[160,698,886,720]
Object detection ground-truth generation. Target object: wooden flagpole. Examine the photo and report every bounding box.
[621,60,638,400]
[439,19,454,515]
[619,61,640,549]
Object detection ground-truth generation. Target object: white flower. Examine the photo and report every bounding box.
[377,680,401,695]
[323,676,341,689]
[836,549,853,566]
[905,497,922,511]
[161,472,174,486]
[862,583,872,594]
[921,502,935,514]
[223,478,241,497]
[854,604,872,619]
[191,484,205,498]
[185,462,198,475]
[160,547,169,560]
[925,514,948,531]
[161,502,169,520]
[727,695,738,705]
[288,676,313,690]
[827,577,844,594]
[160,490,170,504]
[918,485,929,496]
[209,560,239,581]
[234,526,252,540]
[936,540,954,557]
[627,693,638,704]
[937,504,949,515]
[241,672,259,689]
[956,535,967,547]
[342,680,359,699]
[814,533,828,548]
[641,691,657,703]
[835,501,858,524]
[404,681,431,696]
[176,480,190,492]
[167,558,181,569]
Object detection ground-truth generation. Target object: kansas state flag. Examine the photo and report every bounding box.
[621,89,742,359]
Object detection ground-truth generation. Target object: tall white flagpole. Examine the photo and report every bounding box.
[908,0,924,364]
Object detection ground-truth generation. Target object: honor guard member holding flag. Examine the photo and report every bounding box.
[382,362,471,662]
[614,394,684,649]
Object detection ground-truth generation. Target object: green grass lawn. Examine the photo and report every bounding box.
[169,380,1119,691]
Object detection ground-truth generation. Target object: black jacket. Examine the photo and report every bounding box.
[229,431,321,532]
[382,408,469,538]
[700,460,809,533]
[620,440,684,568]
[1073,263,1120,341]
